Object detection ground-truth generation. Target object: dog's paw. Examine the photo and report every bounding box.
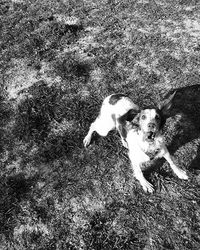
[83,135,91,148]
[141,180,154,193]
[175,168,188,180]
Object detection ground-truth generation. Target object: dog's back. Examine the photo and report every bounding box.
[101,94,139,120]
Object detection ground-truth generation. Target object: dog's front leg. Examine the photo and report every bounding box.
[134,164,154,193]
[162,147,188,180]
[116,122,128,148]
[129,152,154,193]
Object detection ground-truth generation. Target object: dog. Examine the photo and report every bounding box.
[83,93,188,193]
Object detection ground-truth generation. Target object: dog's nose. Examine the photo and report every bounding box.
[148,123,156,129]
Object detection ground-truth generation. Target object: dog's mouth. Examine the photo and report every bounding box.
[145,131,156,142]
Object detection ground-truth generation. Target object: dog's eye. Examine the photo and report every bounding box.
[141,115,146,120]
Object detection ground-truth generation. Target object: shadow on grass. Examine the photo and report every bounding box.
[0,173,38,239]
[38,95,101,162]
[14,81,59,142]
[169,83,200,171]
[13,80,102,162]
[173,83,200,131]
[53,51,92,86]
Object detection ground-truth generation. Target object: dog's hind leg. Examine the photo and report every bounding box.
[83,115,115,147]
[83,118,100,147]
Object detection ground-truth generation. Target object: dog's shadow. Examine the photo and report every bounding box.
[169,84,200,171]
[171,84,200,132]
[145,84,200,181]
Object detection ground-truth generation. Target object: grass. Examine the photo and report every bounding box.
[0,0,200,249]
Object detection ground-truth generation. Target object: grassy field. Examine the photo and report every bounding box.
[0,0,200,249]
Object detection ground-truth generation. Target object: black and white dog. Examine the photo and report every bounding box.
[83,93,188,193]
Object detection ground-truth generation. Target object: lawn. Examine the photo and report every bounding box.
[0,0,200,249]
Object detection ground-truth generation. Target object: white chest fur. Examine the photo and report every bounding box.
[126,130,165,162]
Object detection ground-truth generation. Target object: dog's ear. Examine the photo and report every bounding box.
[126,108,140,122]
[118,108,141,129]
[131,112,141,128]
[158,91,176,116]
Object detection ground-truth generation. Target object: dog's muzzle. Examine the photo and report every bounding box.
[146,131,156,142]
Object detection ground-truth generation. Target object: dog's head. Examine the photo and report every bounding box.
[133,91,176,143]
